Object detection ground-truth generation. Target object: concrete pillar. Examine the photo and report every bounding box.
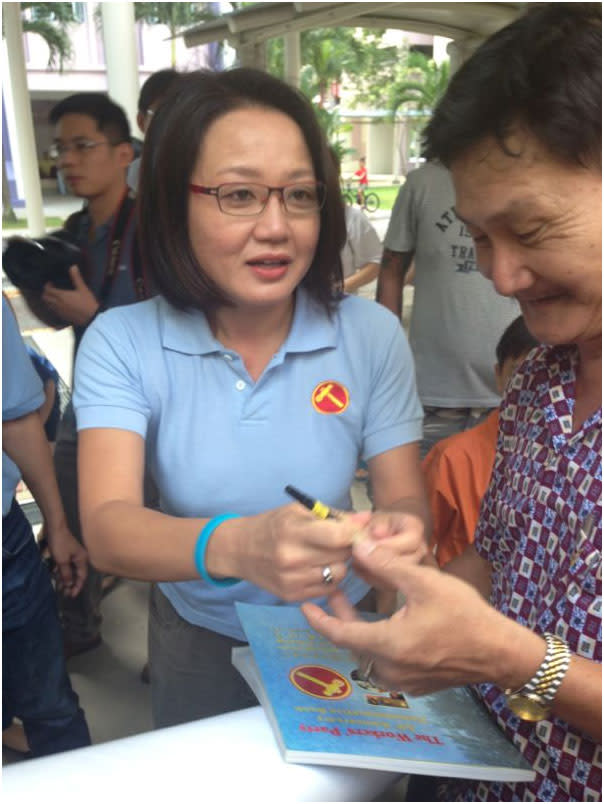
[283,31,300,88]
[392,117,408,179]
[100,2,140,134]
[3,2,45,235]
[237,39,267,70]
[367,119,394,175]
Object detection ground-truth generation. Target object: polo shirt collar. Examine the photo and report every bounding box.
[77,205,113,246]
[159,287,338,356]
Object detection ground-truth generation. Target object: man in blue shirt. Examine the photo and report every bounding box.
[27,93,154,658]
[3,297,90,756]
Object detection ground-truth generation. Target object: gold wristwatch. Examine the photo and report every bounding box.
[505,633,571,721]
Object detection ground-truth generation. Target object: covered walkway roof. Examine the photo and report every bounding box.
[182,2,527,48]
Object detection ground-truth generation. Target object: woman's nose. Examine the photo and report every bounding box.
[481,244,534,297]
[254,192,289,237]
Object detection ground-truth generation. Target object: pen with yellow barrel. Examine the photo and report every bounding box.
[284,485,342,520]
[285,484,369,546]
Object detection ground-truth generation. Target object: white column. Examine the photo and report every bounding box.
[237,39,267,70]
[447,37,483,75]
[283,31,300,88]
[3,2,45,235]
[367,119,393,175]
[100,2,140,134]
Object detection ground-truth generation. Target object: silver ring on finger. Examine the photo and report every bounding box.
[322,565,334,585]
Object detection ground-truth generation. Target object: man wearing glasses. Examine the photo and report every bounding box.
[35,93,153,659]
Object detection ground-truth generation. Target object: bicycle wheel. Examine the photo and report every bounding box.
[364,192,380,212]
[342,190,355,205]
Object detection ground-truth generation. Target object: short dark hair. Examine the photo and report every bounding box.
[138,68,345,314]
[495,316,538,368]
[423,3,601,169]
[49,92,131,144]
[137,68,180,114]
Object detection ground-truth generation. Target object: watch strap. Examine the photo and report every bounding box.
[506,632,571,705]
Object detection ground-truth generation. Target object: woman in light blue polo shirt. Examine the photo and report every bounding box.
[73,68,428,728]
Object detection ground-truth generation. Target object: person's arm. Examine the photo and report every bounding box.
[78,427,364,601]
[343,209,382,294]
[364,441,431,614]
[369,442,429,531]
[38,378,57,427]
[343,261,379,294]
[302,542,601,742]
[3,411,87,596]
[376,249,414,319]
[443,542,492,598]
[422,446,476,569]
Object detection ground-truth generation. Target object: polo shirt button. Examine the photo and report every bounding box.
[235,380,246,391]
[223,354,233,361]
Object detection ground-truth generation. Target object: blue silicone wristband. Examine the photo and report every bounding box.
[194,513,241,587]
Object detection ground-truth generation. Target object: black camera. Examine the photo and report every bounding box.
[2,232,84,294]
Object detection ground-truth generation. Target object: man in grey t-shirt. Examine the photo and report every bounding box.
[377,161,519,456]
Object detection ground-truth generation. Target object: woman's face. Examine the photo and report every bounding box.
[451,130,602,350]
[187,106,320,313]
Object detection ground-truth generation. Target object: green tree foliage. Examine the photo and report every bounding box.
[2,3,77,221]
[126,3,214,66]
[267,27,398,157]
[19,2,77,69]
[343,30,401,109]
[268,27,398,110]
[314,107,352,164]
[134,2,213,32]
[388,51,450,164]
[388,51,450,116]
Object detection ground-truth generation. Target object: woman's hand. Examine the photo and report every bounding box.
[352,510,432,590]
[302,538,517,695]
[221,506,372,602]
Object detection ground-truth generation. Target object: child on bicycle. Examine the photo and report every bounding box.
[353,156,368,206]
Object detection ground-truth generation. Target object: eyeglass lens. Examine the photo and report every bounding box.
[217,183,324,215]
[49,140,108,159]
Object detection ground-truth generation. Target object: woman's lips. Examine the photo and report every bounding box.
[247,258,291,281]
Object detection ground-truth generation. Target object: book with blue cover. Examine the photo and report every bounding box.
[233,602,535,781]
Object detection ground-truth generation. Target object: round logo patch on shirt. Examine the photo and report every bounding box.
[311,381,350,414]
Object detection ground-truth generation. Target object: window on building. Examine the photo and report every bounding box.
[71,3,86,23]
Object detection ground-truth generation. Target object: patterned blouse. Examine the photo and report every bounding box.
[452,345,602,802]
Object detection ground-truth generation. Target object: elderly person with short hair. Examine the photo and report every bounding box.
[304,4,602,801]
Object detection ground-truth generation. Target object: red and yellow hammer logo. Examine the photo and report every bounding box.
[290,664,352,700]
[311,381,350,414]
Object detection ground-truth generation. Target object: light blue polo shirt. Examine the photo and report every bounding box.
[2,297,45,517]
[74,289,423,639]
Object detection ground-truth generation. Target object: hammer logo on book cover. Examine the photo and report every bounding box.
[289,664,352,700]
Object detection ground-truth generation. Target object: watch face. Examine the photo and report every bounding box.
[506,692,550,722]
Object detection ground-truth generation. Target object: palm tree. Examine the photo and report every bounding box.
[389,52,450,117]
[133,3,214,67]
[2,3,76,222]
[388,52,450,170]
[19,2,76,68]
